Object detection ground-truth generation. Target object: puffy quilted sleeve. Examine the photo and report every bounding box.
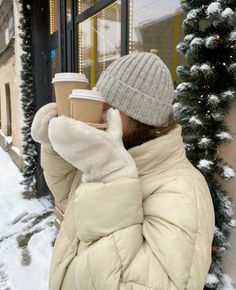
[74,177,144,241]
[74,176,215,290]
[40,144,78,202]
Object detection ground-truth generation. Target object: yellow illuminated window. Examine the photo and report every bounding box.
[77,1,121,88]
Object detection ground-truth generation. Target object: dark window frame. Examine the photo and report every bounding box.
[55,0,129,72]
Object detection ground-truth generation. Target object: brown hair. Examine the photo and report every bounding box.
[123,113,179,150]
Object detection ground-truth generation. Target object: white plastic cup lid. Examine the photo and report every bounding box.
[52,73,88,83]
[69,87,104,102]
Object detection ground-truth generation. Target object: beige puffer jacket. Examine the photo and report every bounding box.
[40,124,215,290]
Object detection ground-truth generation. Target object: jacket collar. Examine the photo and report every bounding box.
[128,124,186,176]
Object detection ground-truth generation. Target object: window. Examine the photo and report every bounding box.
[129,0,186,83]
[5,83,12,136]
[5,8,14,45]
[8,9,14,39]
[77,1,121,88]
[57,0,187,85]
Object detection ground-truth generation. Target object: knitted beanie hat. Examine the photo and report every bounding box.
[96,52,175,126]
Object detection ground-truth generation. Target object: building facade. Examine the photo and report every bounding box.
[0,0,24,169]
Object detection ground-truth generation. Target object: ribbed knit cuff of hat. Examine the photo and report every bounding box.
[96,71,173,127]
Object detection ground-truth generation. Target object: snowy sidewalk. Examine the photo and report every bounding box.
[0,146,57,290]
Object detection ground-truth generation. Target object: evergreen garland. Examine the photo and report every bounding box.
[175,0,236,289]
[18,0,37,199]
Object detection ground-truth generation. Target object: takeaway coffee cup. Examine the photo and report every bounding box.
[69,87,105,124]
[52,73,89,116]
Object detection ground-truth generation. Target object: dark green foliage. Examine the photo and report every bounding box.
[18,0,37,199]
[176,1,236,289]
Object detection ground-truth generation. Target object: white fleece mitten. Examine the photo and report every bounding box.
[48,108,138,182]
[31,103,58,147]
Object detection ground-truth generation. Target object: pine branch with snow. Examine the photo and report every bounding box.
[176,0,236,288]
[18,0,37,199]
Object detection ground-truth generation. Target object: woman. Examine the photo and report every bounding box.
[31,52,215,290]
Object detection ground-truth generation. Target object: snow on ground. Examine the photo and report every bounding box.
[221,274,236,290]
[0,146,57,290]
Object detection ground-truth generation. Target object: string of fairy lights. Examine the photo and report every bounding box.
[101,8,106,71]
[177,28,236,161]
[193,34,235,114]
[77,1,121,76]
[78,0,83,73]
[128,0,133,53]
[49,0,57,34]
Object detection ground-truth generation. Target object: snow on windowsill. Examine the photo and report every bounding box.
[0,130,21,156]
